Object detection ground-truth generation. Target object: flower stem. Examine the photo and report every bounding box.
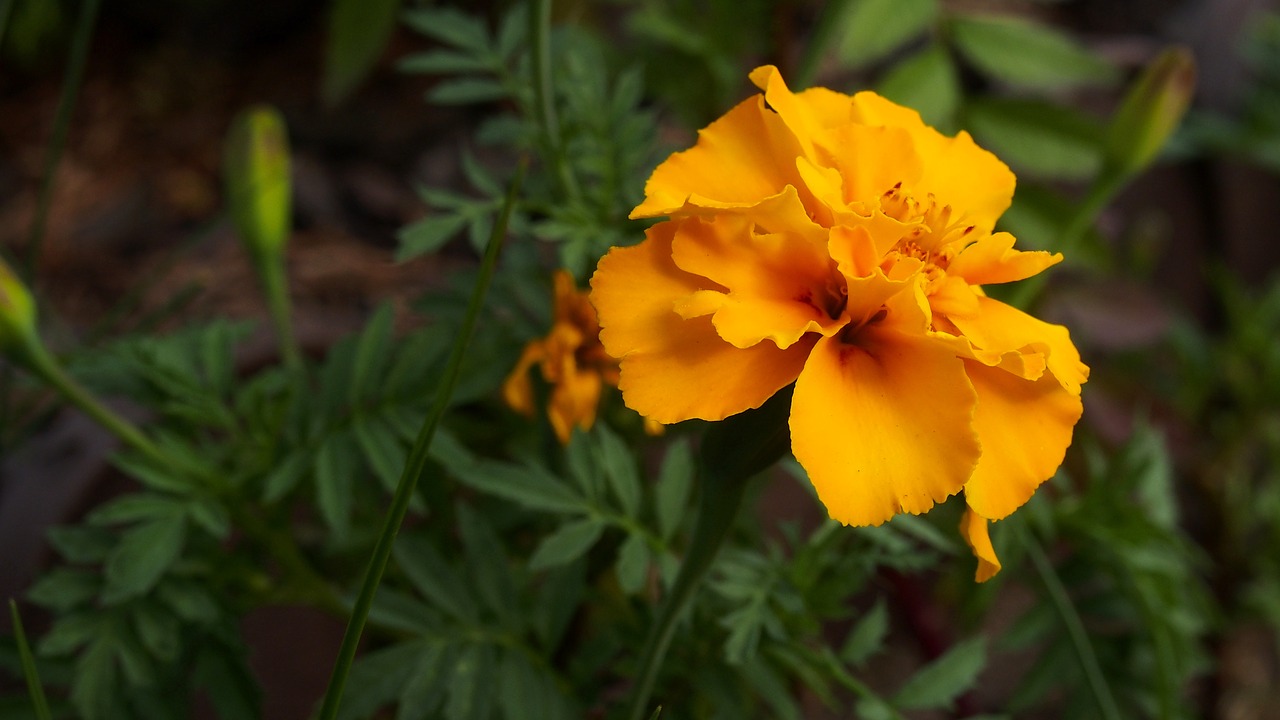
[625,387,794,720]
[529,0,580,204]
[258,254,304,376]
[314,159,526,720]
[1023,527,1123,720]
[16,338,169,469]
[1008,172,1125,310]
[9,600,52,720]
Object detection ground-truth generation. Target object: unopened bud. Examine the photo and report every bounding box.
[224,106,292,262]
[0,258,37,360]
[1104,47,1196,178]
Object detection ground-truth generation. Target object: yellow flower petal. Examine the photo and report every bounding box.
[670,211,845,349]
[963,361,1083,520]
[592,221,811,422]
[790,323,980,527]
[548,366,604,443]
[849,92,1015,231]
[632,96,805,218]
[948,232,1062,286]
[960,506,1002,582]
[828,225,922,324]
[949,296,1089,394]
[502,341,546,416]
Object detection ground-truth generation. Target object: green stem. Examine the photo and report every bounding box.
[529,0,580,203]
[16,338,168,468]
[1007,172,1126,310]
[1023,529,1123,720]
[25,0,101,283]
[625,388,794,720]
[315,160,526,720]
[259,254,303,375]
[9,600,52,720]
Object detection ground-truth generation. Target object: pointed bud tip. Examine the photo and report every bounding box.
[1104,47,1197,178]
[224,105,293,262]
[0,259,37,358]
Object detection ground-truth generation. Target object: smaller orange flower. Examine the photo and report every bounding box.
[503,270,621,443]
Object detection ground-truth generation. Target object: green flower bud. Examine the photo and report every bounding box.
[224,106,292,263]
[1104,47,1196,178]
[0,258,37,363]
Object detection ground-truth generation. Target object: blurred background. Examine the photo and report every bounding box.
[3,0,1280,717]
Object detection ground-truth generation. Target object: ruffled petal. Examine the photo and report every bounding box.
[949,296,1089,394]
[960,506,1002,582]
[948,232,1062,286]
[632,96,805,218]
[849,93,1015,231]
[502,341,546,416]
[962,361,1083,520]
[591,221,811,423]
[670,210,846,349]
[828,225,922,324]
[548,366,603,443]
[790,324,980,527]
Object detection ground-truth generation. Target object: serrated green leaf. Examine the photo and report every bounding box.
[350,303,395,405]
[316,432,359,538]
[428,77,508,105]
[398,642,450,720]
[836,0,938,68]
[841,599,889,666]
[354,415,409,495]
[655,440,692,540]
[45,526,113,564]
[156,582,220,624]
[193,644,262,720]
[446,643,495,720]
[529,518,604,571]
[403,9,490,52]
[398,50,493,75]
[950,14,1117,90]
[615,533,650,595]
[369,587,438,635]
[397,215,468,260]
[460,151,502,197]
[131,609,179,663]
[596,425,641,517]
[877,44,959,129]
[457,504,519,628]
[70,630,119,720]
[337,641,423,720]
[893,637,987,710]
[27,569,98,613]
[102,514,188,604]
[450,459,584,514]
[533,560,585,650]
[37,613,98,657]
[88,494,184,526]
[964,98,1103,180]
[110,453,193,494]
[322,0,401,105]
[393,534,477,622]
[186,498,230,539]
[263,452,309,502]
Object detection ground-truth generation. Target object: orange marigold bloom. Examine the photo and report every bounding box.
[590,66,1088,581]
[503,270,622,443]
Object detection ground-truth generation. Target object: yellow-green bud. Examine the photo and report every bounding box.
[1104,47,1196,178]
[0,258,37,360]
[224,106,292,262]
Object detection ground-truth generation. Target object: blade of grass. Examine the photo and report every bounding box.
[24,0,102,282]
[9,600,53,720]
[315,159,527,720]
[1022,526,1123,720]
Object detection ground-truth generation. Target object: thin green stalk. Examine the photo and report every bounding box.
[259,255,303,375]
[626,388,793,720]
[1007,172,1125,310]
[529,0,580,203]
[9,600,52,720]
[16,338,168,468]
[1023,529,1123,720]
[315,160,526,720]
[25,0,101,282]
[793,0,855,89]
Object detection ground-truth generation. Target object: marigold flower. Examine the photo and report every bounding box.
[504,269,622,443]
[590,66,1088,580]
